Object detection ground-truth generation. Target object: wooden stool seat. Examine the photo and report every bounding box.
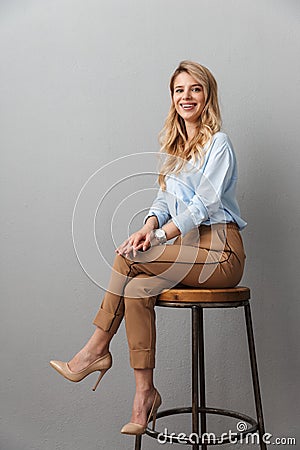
[158,285,250,303]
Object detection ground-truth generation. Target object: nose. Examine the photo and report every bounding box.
[182,89,192,100]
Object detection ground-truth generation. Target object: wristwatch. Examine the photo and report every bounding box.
[152,228,167,245]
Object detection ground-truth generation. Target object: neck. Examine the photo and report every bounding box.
[185,121,198,142]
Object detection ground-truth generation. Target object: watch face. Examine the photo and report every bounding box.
[155,229,164,238]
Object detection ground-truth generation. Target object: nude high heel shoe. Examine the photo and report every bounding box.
[49,352,112,391]
[121,389,162,435]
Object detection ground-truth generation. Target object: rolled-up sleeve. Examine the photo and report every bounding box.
[143,187,172,228]
[172,139,233,236]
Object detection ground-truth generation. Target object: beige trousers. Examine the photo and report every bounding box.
[93,222,246,369]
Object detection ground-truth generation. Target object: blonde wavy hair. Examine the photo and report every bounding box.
[158,60,222,190]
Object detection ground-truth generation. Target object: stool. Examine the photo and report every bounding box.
[134,286,267,449]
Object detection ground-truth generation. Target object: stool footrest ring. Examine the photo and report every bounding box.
[145,406,258,445]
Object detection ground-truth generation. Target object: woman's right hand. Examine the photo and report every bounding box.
[115,216,159,257]
[115,226,153,257]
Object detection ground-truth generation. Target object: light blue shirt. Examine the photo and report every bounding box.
[144,132,247,236]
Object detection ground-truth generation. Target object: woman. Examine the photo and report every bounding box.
[50,60,247,435]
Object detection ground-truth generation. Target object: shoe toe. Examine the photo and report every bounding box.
[50,360,63,369]
[120,422,145,435]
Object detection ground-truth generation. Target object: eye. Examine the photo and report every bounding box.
[174,88,183,93]
[192,87,202,92]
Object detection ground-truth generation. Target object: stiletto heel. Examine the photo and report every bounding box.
[152,410,157,431]
[50,352,112,390]
[121,389,162,435]
[92,368,109,391]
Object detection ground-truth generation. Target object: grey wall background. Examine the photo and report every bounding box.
[1,1,299,449]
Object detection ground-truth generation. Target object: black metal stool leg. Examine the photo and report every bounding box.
[244,302,267,450]
[192,306,200,449]
[198,307,207,450]
[134,435,142,450]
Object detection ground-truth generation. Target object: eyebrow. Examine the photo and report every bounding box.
[174,84,202,89]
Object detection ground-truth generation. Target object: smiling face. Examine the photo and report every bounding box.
[172,71,206,126]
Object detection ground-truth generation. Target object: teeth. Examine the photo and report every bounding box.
[181,104,195,109]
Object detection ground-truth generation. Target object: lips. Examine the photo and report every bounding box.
[180,103,197,110]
